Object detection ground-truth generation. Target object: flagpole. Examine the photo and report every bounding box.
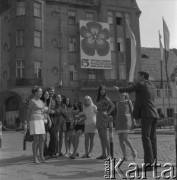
[160,60,165,114]
[163,18,171,115]
[159,30,165,114]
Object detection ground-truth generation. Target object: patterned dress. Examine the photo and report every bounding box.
[115,100,134,133]
[96,97,113,130]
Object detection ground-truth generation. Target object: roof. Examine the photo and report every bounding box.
[141,47,177,82]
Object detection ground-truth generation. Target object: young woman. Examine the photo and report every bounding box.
[63,97,74,156]
[54,94,66,157]
[82,96,97,158]
[96,85,115,159]
[70,101,85,159]
[115,93,137,161]
[27,86,46,163]
[41,90,52,158]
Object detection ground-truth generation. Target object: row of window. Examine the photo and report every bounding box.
[16,1,129,26]
[16,1,41,17]
[16,30,41,47]
[16,61,126,81]
[16,30,125,52]
[16,60,41,78]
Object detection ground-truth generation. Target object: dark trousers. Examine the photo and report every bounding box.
[141,117,157,165]
[47,123,57,156]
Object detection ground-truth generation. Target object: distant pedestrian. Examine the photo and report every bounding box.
[96,85,115,159]
[114,71,159,169]
[115,92,137,161]
[27,86,46,164]
[82,96,97,158]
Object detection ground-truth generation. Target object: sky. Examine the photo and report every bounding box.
[136,0,177,49]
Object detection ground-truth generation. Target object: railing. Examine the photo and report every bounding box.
[16,78,43,86]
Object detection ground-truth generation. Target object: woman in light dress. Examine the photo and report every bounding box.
[115,92,137,161]
[82,96,97,158]
[27,86,46,163]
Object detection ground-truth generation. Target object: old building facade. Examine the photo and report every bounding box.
[0,0,141,127]
[141,47,177,117]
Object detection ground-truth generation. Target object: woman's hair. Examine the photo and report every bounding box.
[62,97,72,108]
[32,86,41,95]
[83,96,94,109]
[77,101,83,112]
[41,89,50,106]
[96,85,107,102]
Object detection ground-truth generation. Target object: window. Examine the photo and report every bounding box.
[116,12,123,25]
[107,11,113,24]
[34,31,41,47]
[34,2,42,17]
[86,13,94,21]
[117,38,124,52]
[165,86,172,97]
[16,0,25,16]
[119,64,126,80]
[110,37,115,51]
[35,61,41,78]
[156,86,161,98]
[88,69,96,79]
[69,37,77,52]
[69,65,78,81]
[68,11,76,25]
[16,30,24,46]
[16,60,25,78]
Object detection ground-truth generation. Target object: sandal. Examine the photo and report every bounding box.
[82,154,88,158]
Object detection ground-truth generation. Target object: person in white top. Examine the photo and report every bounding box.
[82,96,97,158]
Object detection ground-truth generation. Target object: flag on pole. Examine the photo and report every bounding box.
[125,19,137,82]
[159,30,164,61]
[163,18,170,52]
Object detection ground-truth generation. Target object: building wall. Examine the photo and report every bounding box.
[0,0,141,125]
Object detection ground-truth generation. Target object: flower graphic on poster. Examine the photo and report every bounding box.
[80,21,110,56]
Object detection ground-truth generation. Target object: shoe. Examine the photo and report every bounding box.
[33,159,40,164]
[70,153,77,159]
[58,152,64,157]
[76,152,79,157]
[82,154,88,158]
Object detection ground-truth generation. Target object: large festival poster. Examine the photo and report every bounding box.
[80,20,112,69]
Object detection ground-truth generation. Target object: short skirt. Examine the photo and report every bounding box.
[30,120,45,135]
[85,123,97,133]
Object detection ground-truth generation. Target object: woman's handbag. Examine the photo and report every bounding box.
[24,128,33,142]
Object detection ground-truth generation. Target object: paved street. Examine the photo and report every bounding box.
[0,130,176,180]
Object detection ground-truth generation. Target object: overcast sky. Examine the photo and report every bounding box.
[136,0,177,49]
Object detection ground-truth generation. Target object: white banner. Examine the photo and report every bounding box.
[80,20,112,69]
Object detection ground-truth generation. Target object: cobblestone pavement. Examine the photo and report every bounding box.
[0,131,176,180]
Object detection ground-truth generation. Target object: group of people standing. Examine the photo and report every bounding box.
[26,70,159,172]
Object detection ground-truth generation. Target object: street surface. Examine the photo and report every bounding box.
[0,130,176,180]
